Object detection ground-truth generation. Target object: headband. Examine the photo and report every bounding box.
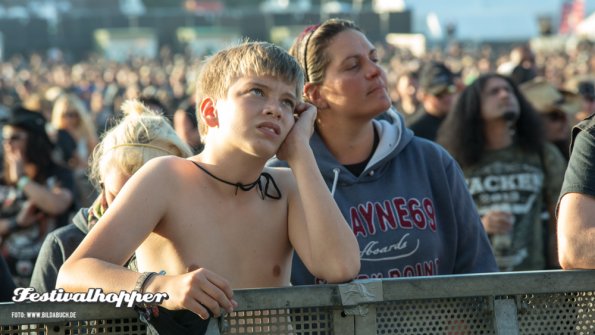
[301,24,321,83]
[109,143,177,155]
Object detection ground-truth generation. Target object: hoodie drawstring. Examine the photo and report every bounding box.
[330,168,340,197]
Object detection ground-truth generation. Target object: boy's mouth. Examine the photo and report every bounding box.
[257,122,281,136]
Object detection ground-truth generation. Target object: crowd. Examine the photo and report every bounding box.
[0,17,594,334]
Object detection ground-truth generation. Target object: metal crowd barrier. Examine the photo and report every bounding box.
[1,270,595,334]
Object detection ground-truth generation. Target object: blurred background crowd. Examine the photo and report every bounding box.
[1,0,595,286]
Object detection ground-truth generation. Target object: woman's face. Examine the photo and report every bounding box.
[61,108,81,130]
[2,125,28,157]
[101,165,130,207]
[315,29,391,120]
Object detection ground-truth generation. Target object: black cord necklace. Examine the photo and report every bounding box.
[190,161,281,200]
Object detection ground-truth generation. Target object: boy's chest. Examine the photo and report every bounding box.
[141,192,290,274]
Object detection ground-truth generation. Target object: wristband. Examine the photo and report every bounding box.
[134,272,157,294]
[17,176,30,191]
[134,270,166,294]
[5,218,18,233]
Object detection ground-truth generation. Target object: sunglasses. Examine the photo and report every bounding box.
[2,134,27,143]
[63,112,80,118]
[433,85,457,98]
[544,111,567,122]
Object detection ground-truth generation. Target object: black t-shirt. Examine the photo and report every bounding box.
[407,110,445,141]
[559,114,595,199]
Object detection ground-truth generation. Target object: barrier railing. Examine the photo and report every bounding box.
[1,270,595,334]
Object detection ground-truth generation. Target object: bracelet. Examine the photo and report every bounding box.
[134,272,156,294]
[134,270,166,294]
[17,176,30,191]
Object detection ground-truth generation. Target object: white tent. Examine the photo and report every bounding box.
[575,11,595,39]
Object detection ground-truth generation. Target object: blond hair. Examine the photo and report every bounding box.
[89,99,193,189]
[196,41,304,140]
[51,93,98,143]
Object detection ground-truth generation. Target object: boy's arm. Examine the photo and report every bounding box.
[278,103,360,283]
[56,158,236,319]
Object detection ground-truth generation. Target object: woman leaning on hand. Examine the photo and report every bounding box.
[268,18,498,284]
[0,106,74,286]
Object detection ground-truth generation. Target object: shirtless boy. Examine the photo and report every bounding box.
[57,42,360,332]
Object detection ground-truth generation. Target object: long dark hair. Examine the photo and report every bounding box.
[3,126,55,185]
[437,73,545,168]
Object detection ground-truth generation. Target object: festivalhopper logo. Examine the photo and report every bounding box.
[12,287,169,308]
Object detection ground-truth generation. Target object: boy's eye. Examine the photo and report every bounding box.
[249,88,265,96]
[282,99,296,110]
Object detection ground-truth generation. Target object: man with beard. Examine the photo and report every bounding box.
[437,74,566,271]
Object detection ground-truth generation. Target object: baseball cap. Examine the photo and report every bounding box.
[418,61,456,96]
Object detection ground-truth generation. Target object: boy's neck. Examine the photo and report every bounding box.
[193,149,268,186]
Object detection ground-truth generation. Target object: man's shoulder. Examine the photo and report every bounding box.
[575,114,595,136]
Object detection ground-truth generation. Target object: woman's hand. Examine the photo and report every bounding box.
[5,149,25,183]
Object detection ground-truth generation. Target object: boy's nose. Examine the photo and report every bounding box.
[263,103,282,119]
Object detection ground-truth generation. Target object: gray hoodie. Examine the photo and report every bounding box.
[30,208,89,293]
[268,110,498,284]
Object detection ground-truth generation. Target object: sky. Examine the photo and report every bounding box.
[405,0,595,41]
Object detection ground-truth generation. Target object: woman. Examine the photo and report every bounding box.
[51,93,99,207]
[268,18,497,285]
[0,106,75,286]
[30,100,193,293]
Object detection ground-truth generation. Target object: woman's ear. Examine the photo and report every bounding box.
[304,83,329,110]
[199,97,219,128]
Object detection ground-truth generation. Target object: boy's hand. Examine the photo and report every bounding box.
[155,267,238,320]
[276,102,317,163]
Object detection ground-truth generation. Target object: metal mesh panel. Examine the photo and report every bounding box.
[223,307,333,334]
[518,291,595,335]
[0,318,146,334]
[376,297,494,334]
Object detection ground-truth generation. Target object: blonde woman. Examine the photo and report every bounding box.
[51,93,100,206]
[31,100,193,293]
[51,93,99,169]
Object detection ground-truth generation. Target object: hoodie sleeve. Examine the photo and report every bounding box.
[30,232,64,293]
[445,158,499,273]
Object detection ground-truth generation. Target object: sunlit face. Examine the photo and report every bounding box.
[480,77,520,121]
[316,29,391,120]
[396,75,417,102]
[211,75,297,158]
[2,125,28,156]
[101,165,130,207]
